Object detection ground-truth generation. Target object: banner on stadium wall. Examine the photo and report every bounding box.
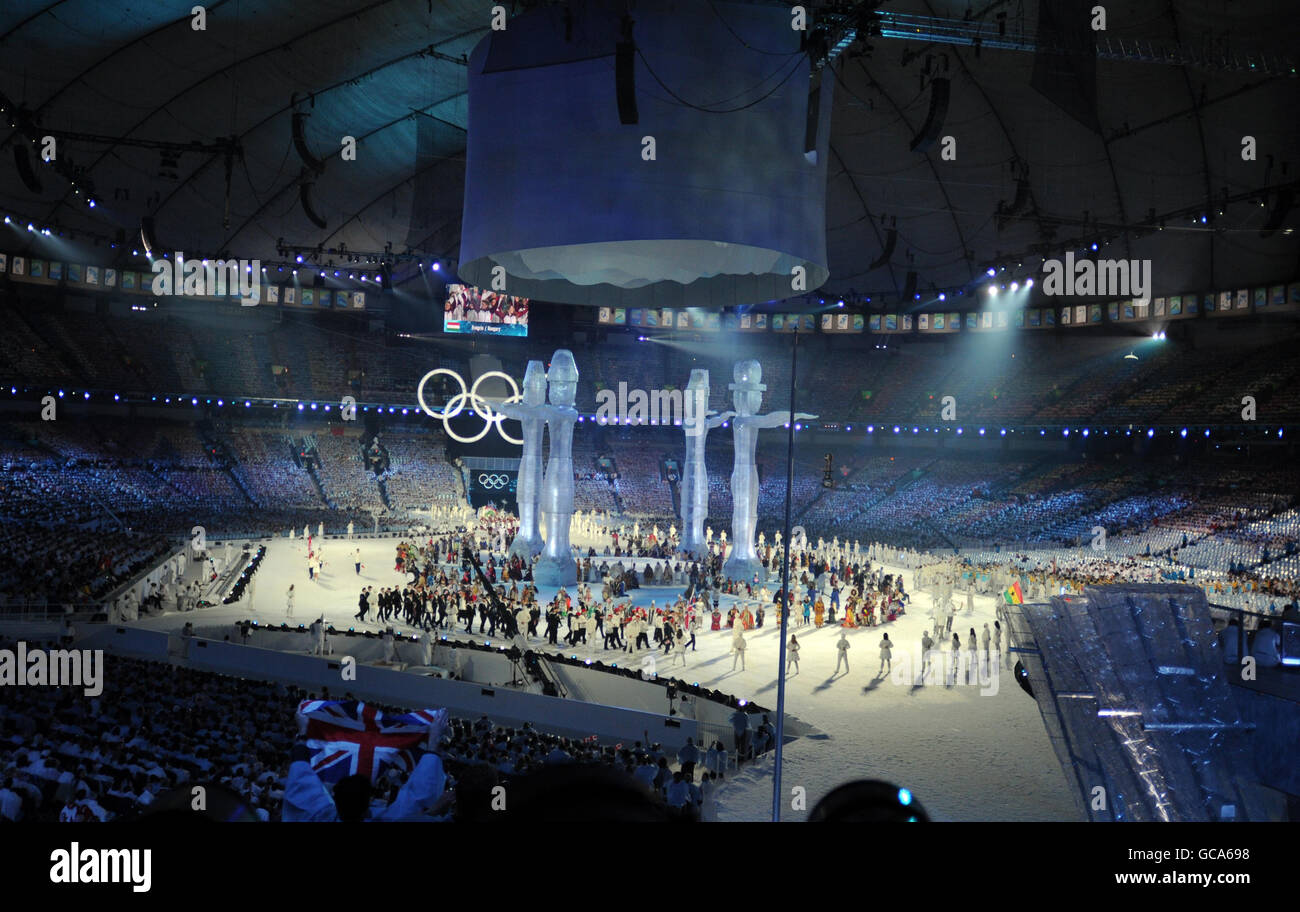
[918,312,959,333]
[966,310,1007,332]
[1061,304,1095,327]
[1285,283,1300,310]
[1,248,374,309]
[1164,294,1199,319]
[771,313,815,332]
[819,311,862,333]
[619,307,722,331]
[1254,285,1289,311]
[1208,289,1248,318]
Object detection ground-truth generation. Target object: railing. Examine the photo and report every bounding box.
[1208,602,1290,633]
[533,653,569,699]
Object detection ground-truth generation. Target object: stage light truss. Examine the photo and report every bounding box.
[876,11,1297,77]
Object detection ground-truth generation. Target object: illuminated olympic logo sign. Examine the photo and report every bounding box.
[416,368,524,445]
[477,473,512,489]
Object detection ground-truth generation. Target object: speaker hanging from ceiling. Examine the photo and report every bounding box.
[868,228,897,271]
[292,112,326,174]
[299,178,327,229]
[1260,188,1295,238]
[902,270,918,300]
[804,71,823,163]
[908,77,950,153]
[13,144,42,194]
[615,16,638,125]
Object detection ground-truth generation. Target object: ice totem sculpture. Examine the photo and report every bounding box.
[680,369,733,559]
[495,361,547,558]
[534,350,580,587]
[721,360,815,582]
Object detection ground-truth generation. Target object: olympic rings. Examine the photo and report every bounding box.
[416,368,524,445]
[477,473,513,489]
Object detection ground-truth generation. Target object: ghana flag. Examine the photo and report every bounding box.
[1003,581,1024,605]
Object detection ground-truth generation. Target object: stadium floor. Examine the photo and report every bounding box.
[129,536,1081,821]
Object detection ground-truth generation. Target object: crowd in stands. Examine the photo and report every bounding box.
[4,293,1300,427]
[0,644,723,822]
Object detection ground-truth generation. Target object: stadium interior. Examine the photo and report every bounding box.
[0,0,1298,832]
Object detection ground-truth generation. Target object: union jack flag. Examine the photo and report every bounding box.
[298,700,445,784]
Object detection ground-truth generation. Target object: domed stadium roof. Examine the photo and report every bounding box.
[0,0,1295,301]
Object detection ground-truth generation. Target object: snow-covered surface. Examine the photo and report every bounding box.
[131,536,1081,822]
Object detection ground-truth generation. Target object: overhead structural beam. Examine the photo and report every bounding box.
[877,11,1297,77]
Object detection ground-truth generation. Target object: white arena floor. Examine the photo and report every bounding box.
[133,535,1081,822]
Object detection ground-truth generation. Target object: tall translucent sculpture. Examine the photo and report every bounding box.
[495,360,547,558]
[534,351,580,587]
[680,369,732,559]
[721,360,814,582]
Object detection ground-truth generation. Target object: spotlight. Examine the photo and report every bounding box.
[1010,282,1019,292]
[937,293,945,301]
[1180,428,1187,438]
[432,261,441,271]
[986,267,995,277]
[1026,278,1033,288]
[987,285,998,296]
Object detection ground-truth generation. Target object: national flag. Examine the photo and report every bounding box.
[445,320,461,331]
[1003,581,1024,605]
[298,700,444,784]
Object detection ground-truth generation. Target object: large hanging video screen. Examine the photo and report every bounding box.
[443,283,529,337]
